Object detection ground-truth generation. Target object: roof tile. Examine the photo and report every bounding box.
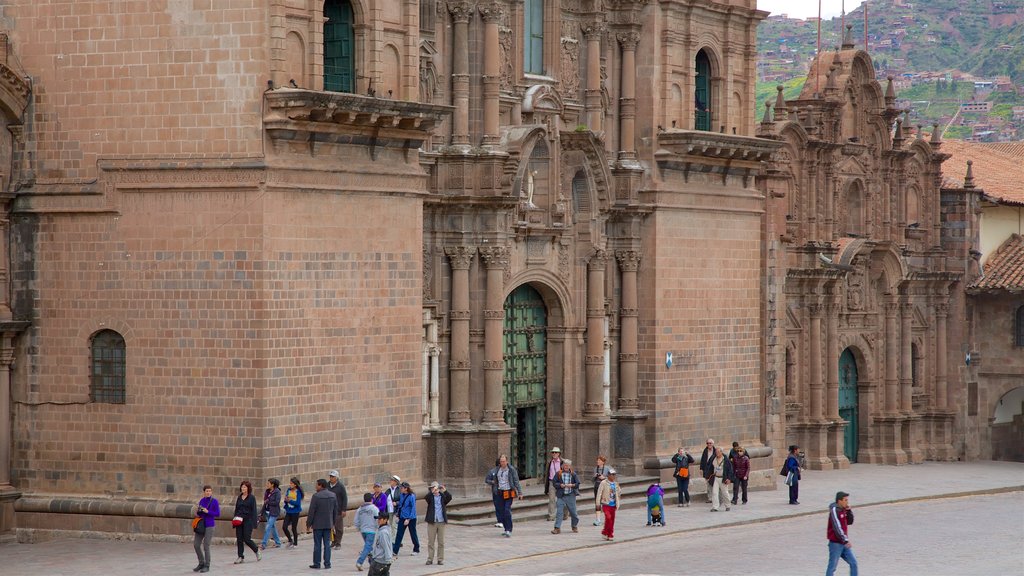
[971,234,1024,291]
[940,140,1024,205]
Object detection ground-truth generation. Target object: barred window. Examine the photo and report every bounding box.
[1016,306,1024,347]
[90,330,126,404]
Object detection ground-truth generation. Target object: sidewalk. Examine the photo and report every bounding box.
[2,461,1022,576]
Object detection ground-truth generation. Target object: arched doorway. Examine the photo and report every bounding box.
[839,348,859,462]
[694,49,712,131]
[323,0,355,92]
[503,284,548,479]
[992,386,1024,462]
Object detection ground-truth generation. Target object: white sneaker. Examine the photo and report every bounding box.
[494,522,503,528]
[411,552,419,556]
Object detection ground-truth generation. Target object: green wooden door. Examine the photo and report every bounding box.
[839,348,859,463]
[324,0,354,92]
[503,284,547,479]
[695,50,711,131]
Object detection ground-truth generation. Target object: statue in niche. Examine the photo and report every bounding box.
[847,263,865,311]
[525,170,538,207]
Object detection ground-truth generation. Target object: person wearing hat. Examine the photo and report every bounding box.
[595,468,622,541]
[355,492,380,571]
[423,481,452,566]
[784,445,802,505]
[825,491,857,576]
[327,470,348,548]
[544,447,566,522]
[371,482,389,519]
[368,512,394,576]
[385,475,402,537]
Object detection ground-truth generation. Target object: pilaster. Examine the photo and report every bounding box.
[479,245,510,426]
[444,246,475,425]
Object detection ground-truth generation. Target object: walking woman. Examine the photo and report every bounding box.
[392,482,420,556]
[282,477,304,548]
[591,455,608,526]
[192,485,220,573]
[232,480,261,563]
[260,478,283,550]
[595,468,622,541]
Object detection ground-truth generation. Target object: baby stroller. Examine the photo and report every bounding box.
[646,483,665,526]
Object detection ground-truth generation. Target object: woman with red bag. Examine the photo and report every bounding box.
[232,480,261,564]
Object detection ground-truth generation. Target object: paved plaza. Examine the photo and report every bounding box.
[3,461,1022,576]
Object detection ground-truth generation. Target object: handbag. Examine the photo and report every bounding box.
[232,516,244,527]
[675,466,689,478]
[502,489,517,500]
[779,462,788,476]
[785,471,796,486]
[193,496,212,534]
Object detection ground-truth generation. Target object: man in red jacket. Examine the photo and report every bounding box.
[825,491,858,576]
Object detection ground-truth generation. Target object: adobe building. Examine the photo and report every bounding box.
[0,2,1007,541]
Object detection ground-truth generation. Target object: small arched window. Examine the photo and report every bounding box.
[695,49,712,131]
[845,182,864,236]
[785,346,796,397]
[1016,306,1024,347]
[524,0,544,74]
[324,0,355,92]
[90,330,126,404]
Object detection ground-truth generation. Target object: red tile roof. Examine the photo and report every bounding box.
[971,234,1024,292]
[940,140,1024,205]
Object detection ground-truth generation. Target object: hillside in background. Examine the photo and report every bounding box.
[757,0,1024,140]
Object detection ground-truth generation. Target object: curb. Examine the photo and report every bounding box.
[426,484,1024,575]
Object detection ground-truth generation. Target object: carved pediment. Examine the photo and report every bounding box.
[522,84,564,115]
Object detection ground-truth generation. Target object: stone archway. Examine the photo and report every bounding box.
[992,386,1024,462]
[502,283,549,479]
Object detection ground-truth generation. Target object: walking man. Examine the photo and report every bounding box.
[385,475,401,538]
[550,459,580,534]
[544,447,563,521]
[709,447,735,512]
[423,481,452,566]
[368,514,394,576]
[485,454,523,537]
[785,445,802,504]
[327,470,348,548]
[826,491,858,576]
[354,493,379,572]
[306,478,340,570]
[699,438,716,503]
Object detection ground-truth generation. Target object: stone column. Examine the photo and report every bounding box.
[585,250,608,417]
[583,21,605,132]
[0,335,19,543]
[448,2,473,146]
[900,298,913,413]
[934,300,949,410]
[615,250,640,411]
[428,346,441,427]
[478,2,503,145]
[884,296,900,415]
[616,30,639,160]
[825,292,840,420]
[807,298,824,422]
[444,246,474,424]
[479,246,509,425]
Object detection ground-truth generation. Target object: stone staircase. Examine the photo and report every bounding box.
[445,475,666,526]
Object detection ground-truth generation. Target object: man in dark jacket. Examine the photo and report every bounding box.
[699,438,717,503]
[423,481,452,566]
[825,491,857,576]
[785,445,802,504]
[709,447,735,512]
[550,459,580,534]
[307,478,340,570]
[327,469,348,548]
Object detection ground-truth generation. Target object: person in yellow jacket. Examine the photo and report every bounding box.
[595,468,622,541]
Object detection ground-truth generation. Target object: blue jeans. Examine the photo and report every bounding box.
[675,476,690,504]
[357,531,375,566]
[312,528,332,568]
[645,494,666,525]
[261,513,281,547]
[554,495,578,529]
[392,518,419,555]
[499,496,515,532]
[826,541,858,576]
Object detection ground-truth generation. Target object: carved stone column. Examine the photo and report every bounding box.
[615,250,640,411]
[825,292,840,420]
[449,2,473,145]
[478,2,504,145]
[0,332,21,543]
[900,297,913,414]
[616,30,639,160]
[583,21,605,132]
[884,296,900,415]
[445,246,474,425]
[807,298,824,422]
[585,250,608,417]
[479,246,509,425]
[934,299,949,410]
[428,346,441,428]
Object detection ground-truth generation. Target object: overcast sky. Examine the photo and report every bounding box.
[758,0,867,20]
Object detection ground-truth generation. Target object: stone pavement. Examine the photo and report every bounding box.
[2,461,1021,576]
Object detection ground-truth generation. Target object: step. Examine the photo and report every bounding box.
[447,475,664,526]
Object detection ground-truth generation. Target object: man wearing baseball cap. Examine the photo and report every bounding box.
[327,470,348,549]
[826,491,857,576]
[544,447,564,521]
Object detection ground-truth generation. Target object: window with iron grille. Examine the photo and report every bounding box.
[90,329,126,404]
[1016,306,1024,347]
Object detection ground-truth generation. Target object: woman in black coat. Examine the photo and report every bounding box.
[232,480,261,564]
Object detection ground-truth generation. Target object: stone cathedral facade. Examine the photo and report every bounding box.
[0,2,982,539]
